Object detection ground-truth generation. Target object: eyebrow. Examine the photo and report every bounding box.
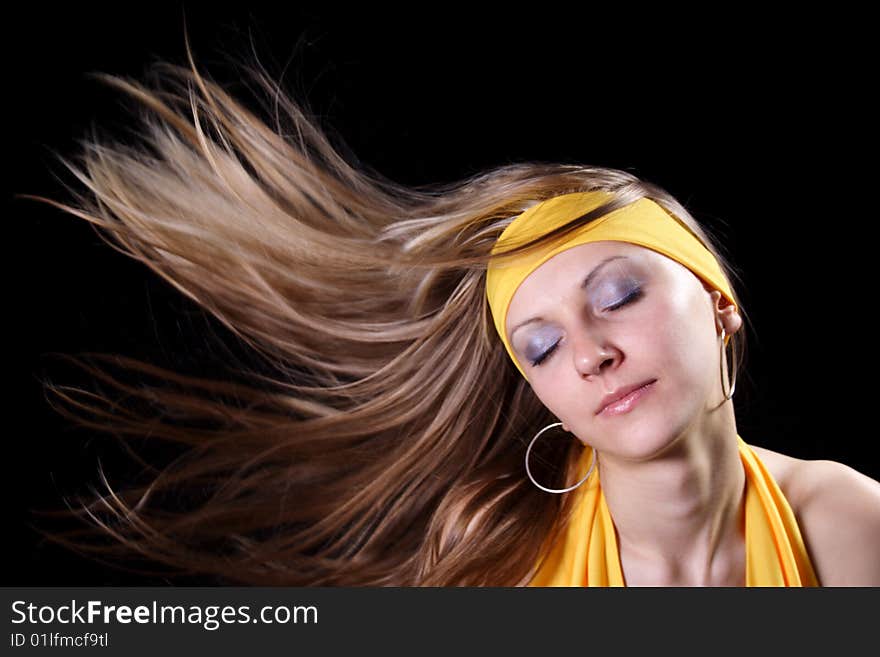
[509,255,630,339]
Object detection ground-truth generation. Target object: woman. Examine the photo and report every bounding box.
[489,193,880,586]
[26,45,879,586]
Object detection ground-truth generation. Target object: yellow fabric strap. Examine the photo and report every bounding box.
[485,191,737,378]
[528,436,820,586]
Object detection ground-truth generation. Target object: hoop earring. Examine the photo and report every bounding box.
[525,422,597,494]
[721,327,736,401]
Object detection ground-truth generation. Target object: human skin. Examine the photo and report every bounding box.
[504,240,747,585]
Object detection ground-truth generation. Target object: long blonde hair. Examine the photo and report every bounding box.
[24,38,749,585]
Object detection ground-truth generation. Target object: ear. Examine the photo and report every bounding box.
[708,289,743,337]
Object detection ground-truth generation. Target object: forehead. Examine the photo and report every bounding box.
[504,241,669,333]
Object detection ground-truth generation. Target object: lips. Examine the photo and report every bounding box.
[595,379,657,415]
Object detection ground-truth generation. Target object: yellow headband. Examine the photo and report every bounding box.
[485,191,737,378]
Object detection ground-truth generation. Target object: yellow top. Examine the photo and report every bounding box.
[528,435,820,586]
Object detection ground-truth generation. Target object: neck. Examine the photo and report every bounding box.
[597,402,745,586]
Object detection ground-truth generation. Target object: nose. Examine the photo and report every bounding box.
[571,329,617,378]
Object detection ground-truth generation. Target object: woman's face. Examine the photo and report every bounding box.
[504,240,737,461]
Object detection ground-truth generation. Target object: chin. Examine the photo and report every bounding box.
[594,412,685,462]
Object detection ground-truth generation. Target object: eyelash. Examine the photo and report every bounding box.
[528,287,644,367]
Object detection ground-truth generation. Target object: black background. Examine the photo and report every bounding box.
[9,5,875,584]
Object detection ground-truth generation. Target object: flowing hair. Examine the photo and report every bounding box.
[22,37,750,585]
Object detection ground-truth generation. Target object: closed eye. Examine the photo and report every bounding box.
[528,287,643,367]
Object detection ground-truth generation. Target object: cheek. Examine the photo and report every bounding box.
[653,296,717,388]
[636,295,705,380]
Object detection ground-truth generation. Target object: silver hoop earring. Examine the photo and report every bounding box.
[525,422,597,494]
[721,327,736,401]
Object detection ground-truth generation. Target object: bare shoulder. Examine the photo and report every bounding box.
[749,444,801,490]
[748,445,880,585]
[788,457,880,586]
